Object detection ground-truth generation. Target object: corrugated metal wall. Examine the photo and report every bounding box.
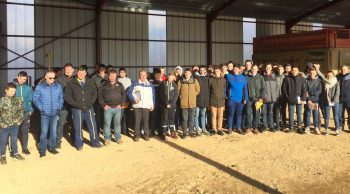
[0,3,8,95]
[166,11,206,67]
[100,7,149,80]
[34,1,95,77]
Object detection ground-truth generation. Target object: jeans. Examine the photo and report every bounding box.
[181,108,195,135]
[288,104,303,129]
[262,103,275,129]
[304,105,319,128]
[121,107,130,135]
[274,100,286,129]
[246,100,260,129]
[71,108,100,148]
[0,126,19,157]
[19,112,31,150]
[40,115,59,154]
[103,108,122,141]
[134,108,150,138]
[194,107,207,131]
[56,109,69,144]
[228,100,244,130]
[324,103,340,130]
[211,106,224,131]
[339,102,350,128]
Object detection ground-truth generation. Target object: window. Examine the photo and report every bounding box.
[243,18,256,63]
[148,10,166,70]
[313,23,323,31]
[7,0,35,85]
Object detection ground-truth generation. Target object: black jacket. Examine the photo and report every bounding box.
[338,73,350,103]
[282,74,307,104]
[56,74,74,109]
[195,75,209,108]
[159,81,179,108]
[64,77,97,111]
[150,79,162,107]
[209,77,226,107]
[98,80,126,108]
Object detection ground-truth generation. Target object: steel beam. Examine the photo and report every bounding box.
[285,0,346,33]
[95,0,108,65]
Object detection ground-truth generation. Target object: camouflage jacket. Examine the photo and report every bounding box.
[0,97,24,129]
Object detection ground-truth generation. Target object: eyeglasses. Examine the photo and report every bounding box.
[47,77,55,80]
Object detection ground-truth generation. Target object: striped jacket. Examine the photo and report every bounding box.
[127,80,155,109]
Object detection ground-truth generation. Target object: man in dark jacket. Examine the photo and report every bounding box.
[194,66,210,135]
[56,63,75,148]
[98,69,126,145]
[338,65,350,131]
[15,71,33,154]
[33,71,64,157]
[274,65,286,131]
[282,66,307,133]
[246,65,265,134]
[159,73,179,140]
[304,68,323,134]
[149,68,163,137]
[65,65,102,150]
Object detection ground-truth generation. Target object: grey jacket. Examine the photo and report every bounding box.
[322,77,340,104]
[276,74,285,101]
[264,73,278,103]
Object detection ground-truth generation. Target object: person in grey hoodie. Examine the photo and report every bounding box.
[322,70,341,135]
[262,63,278,132]
[274,65,286,131]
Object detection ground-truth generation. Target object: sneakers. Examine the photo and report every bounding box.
[245,128,251,135]
[104,139,111,146]
[335,128,341,136]
[202,129,210,135]
[115,139,123,144]
[298,127,304,134]
[0,157,7,165]
[227,129,233,134]
[11,153,25,160]
[252,128,259,134]
[159,133,166,141]
[324,129,329,136]
[22,149,31,155]
[236,129,243,135]
[40,153,46,158]
[217,130,225,136]
[210,130,217,135]
[76,147,83,151]
[181,134,187,139]
[144,136,150,141]
[56,142,62,149]
[134,137,140,142]
[304,127,310,134]
[48,149,59,155]
[315,128,321,135]
[189,132,197,138]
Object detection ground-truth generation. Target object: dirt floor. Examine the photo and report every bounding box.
[1,118,350,194]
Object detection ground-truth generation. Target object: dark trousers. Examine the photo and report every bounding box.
[121,107,131,135]
[181,108,195,135]
[246,100,260,129]
[71,108,100,148]
[274,100,287,129]
[56,109,74,144]
[134,108,150,138]
[150,106,162,135]
[161,106,176,133]
[94,102,104,133]
[19,112,31,150]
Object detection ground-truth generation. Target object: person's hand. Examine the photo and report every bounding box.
[117,105,122,108]
[314,64,320,70]
[104,105,110,110]
[150,106,154,111]
[243,100,246,105]
[167,104,171,108]
[134,98,140,104]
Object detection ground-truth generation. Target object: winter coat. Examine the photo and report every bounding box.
[178,76,200,109]
[33,81,64,117]
[195,75,210,108]
[226,74,248,103]
[305,77,323,103]
[339,73,350,103]
[282,74,307,104]
[159,81,179,108]
[127,80,155,109]
[64,78,97,111]
[263,73,278,103]
[209,77,227,107]
[247,73,265,101]
[15,83,33,113]
[322,77,340,105]
[0,97,24,128]
[98,81,126,108]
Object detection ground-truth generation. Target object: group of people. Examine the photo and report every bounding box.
[0,61,349,165]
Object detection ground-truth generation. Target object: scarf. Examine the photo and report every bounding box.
[324,77,338,102]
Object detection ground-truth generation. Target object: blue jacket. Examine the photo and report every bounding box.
[33,81,64,117]
[226,74,248,103]
[16,83,34,113]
